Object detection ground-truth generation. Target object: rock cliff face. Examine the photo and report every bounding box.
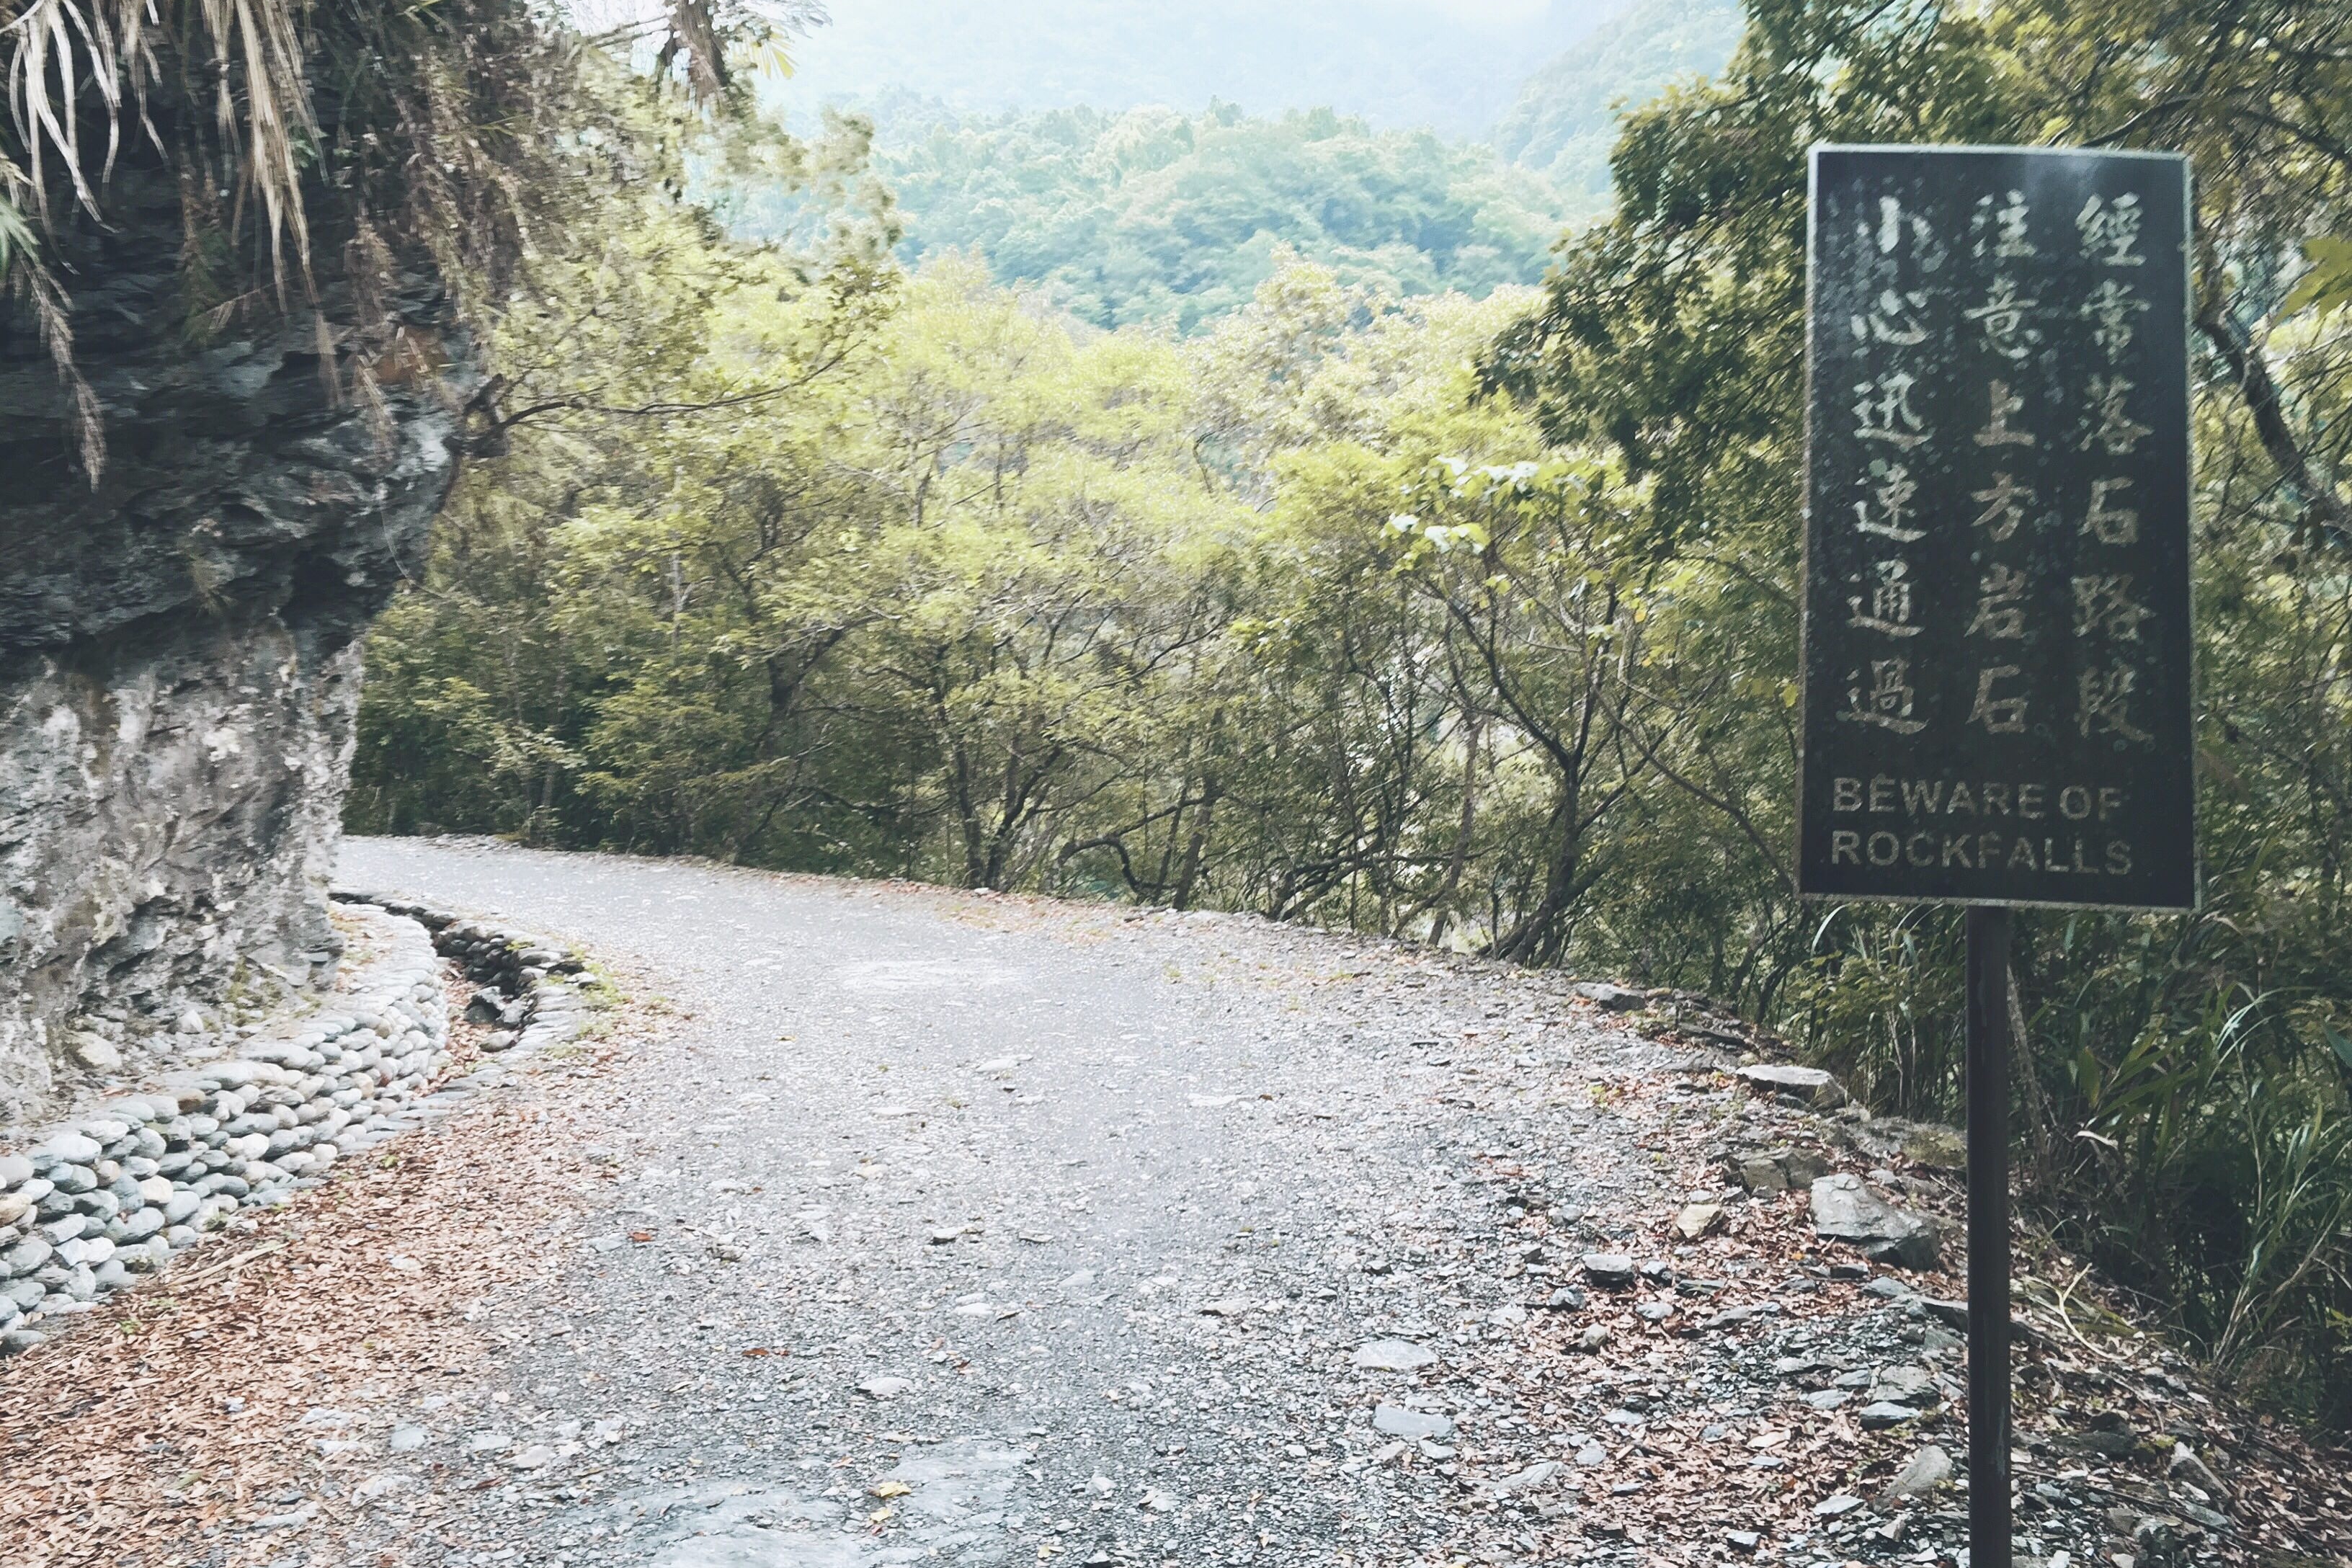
[0,166,476,1128]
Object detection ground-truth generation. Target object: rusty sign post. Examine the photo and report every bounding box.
[1798,145,2196,1568]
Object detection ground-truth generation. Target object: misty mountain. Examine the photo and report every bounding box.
[771,0,1628,138]
[1491,0,1744,197]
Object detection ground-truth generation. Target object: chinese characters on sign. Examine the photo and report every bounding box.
[1799,147,2193,909]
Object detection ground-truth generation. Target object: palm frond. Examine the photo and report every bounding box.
[2,0,313,284]
[0,179,35,272]
[0,164,102,473]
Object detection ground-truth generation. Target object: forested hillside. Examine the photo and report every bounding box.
[770,103,1581,331]
[741,0,1737,336]
[1490,0,1743,197]
[352,0,2352,1433]
[733,0,1748,335]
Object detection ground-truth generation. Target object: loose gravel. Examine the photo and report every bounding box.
[10,837,2339,1567]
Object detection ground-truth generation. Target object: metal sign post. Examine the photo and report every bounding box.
[1797,145,2196,1568]
[1964,904,2013,1563]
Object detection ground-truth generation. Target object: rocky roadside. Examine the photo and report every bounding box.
[1355,1022,2352,1567]
[0,905,448,1355]
[5,843,2346,1568]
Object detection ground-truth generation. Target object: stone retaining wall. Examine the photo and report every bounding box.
[0,905,445,1353]
[0,895,601,1358]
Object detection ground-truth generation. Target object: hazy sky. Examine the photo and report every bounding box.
[767,0,1640,138]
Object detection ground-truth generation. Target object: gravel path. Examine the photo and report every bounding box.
[309,840,2352,1568]
[332,837,1702,1568]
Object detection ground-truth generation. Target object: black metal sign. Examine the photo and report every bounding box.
[1798,146,2194,911]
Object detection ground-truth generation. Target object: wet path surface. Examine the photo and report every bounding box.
[332,838,1688,1567]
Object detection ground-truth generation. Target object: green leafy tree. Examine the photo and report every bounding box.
[1487,0,2352,1420]
[736,103,1575,332]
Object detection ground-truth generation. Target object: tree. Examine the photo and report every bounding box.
[1485,0,2352,1424]
[735,103,1576,332]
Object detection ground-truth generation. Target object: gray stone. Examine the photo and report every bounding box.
[1729,1145,1833,1192]
[0,171,475,1128]
[1898,1123,1967,1169]
[2063,1414,2139,1458]
[1673,1202,1723,1239]
[1351,1338,1436,1371]
[1545,1286,1587,1311]
[1726,1531,1763,1553]
[1574,982,1649,1011]
[389,1424,428,1453]
[856,1375,914,1399]
[1810,1173,1942,1270]
[1781,1147,1833,1185]
[1736,1064,1850,1108]
[1868,1366,1938,1407]
[67,1033,125,1072]
[1371,1404,1453,1441]
[1858,1401,1920,1429]
[1881,1443,1953,1503]
[2168,1441,2225,1495]
[34,1133,102,1166]
[1920,1296,1969,1330]
[48,1164,97,1195]
[1489,1460,1562,1496]
[0,1157,31,1187]
[1,1328,45,1355]
[1582,1252,1636,1288]
[58,1236,113,1268]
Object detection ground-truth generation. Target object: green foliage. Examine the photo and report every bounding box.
[2284,236,2352,322]
[1490,0,2352,1425]
[1489,0,1745,201]
[733,102,1577,333]
[356,0,2352,1433]
[0,0,808,477]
